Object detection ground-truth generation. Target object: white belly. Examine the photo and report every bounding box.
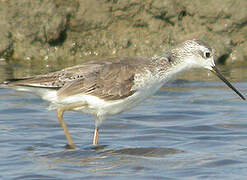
[56,80,163,121]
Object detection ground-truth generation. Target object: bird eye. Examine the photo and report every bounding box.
[205,52,211,58]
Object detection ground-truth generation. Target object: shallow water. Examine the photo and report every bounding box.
[1,63,247,179]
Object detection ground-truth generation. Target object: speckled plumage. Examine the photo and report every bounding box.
[5,56,176,101]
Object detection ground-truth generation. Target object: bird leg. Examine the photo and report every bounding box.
[56,102,87,149]
[57,108,75,149]
[57,103,87,149]
[93,128,99,146]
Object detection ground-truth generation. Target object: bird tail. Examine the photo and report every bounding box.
[1,78,31,87]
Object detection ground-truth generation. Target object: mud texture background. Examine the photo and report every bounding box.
[0,0,246,65]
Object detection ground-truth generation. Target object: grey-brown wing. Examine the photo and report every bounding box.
[57,62,137,101]
[4,63,105,88]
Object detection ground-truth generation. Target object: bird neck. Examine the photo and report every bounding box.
[151,52,194,83]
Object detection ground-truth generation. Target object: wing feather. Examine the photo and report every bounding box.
[57,61,137,101]
[5,57,152,101]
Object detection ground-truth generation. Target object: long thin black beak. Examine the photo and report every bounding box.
[210,66,245,100]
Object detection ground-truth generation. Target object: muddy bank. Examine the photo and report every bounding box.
[0,0,246,65]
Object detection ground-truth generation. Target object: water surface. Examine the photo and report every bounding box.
[0,62,247,179]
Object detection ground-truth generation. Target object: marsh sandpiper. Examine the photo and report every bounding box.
[3,39,246,148]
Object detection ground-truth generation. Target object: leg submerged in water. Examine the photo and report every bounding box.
[57,108,75,149]
[56,102,88,149]
[93,127,99,146]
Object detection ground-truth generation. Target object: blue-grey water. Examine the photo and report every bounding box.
[0,65,247,179]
